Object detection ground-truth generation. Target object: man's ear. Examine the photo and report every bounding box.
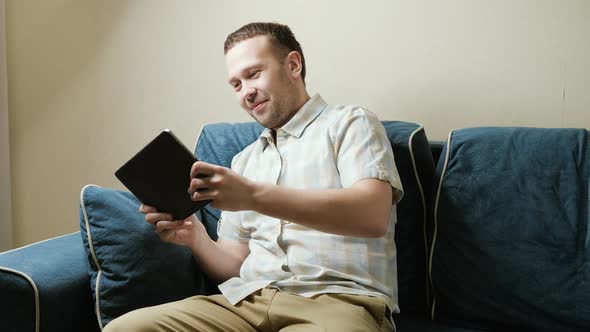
[285,51,303,80]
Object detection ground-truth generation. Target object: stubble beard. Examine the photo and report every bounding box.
[250,85,299,130]
[251,99,297,130]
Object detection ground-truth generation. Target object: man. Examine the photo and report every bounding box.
[105,22,403,332]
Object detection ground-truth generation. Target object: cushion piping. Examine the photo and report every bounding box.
[428,129,455,320]
[80,184,105,330]
[0,231,79,256]
[407,124,431,312]
[0,266,40,332]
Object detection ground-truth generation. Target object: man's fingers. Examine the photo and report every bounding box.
[192,189,217,201]
[190,161,217,179]
[145,212,174,224]
[189,177,208,189]
[156,229,176,242]
[139,204,158,214]
[188,177,211,195]
[154,220,187,233]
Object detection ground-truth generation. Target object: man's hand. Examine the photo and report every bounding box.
[140,204,207,249]
[189,161,257,211]
[140,203,250,283]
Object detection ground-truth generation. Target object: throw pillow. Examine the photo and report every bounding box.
[79,185,209,328]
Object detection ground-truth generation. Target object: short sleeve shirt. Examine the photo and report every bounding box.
[217,94,403,313]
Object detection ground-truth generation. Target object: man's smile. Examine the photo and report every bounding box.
[251,100,268,112]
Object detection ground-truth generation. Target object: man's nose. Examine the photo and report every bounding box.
[242,86,256,105]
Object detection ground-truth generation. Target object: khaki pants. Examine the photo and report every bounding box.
[104,288,395,332]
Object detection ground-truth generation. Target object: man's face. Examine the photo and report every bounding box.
[225,36,298,130]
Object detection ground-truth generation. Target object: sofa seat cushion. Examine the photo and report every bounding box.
[79,185,210,328]
[396,314,486,332]
[431,127,590,331]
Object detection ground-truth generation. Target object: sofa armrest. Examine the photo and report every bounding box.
[0,232,99,332]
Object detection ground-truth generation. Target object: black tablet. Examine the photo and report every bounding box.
[115,129,210,220]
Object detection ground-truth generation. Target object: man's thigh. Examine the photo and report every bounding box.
[103,294,261,332]
[270,292,394,332]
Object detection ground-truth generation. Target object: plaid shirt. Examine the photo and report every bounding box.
[217,94,403,313]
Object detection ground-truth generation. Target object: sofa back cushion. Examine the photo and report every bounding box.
[196,121,436,316]
[431,127,590,331]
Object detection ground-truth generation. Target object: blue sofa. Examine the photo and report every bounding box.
[1,121,588,332]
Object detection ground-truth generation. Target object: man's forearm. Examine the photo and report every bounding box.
[190,231,248,284]
[251,179,394,237]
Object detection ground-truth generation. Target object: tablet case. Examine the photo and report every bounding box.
[115,129,210,220]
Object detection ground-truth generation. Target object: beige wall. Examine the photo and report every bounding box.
[5,0,590,247]
[1,0,13,251]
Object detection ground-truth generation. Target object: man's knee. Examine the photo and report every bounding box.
[102,309,161,332]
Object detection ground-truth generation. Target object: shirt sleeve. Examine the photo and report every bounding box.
[333,107,404,204]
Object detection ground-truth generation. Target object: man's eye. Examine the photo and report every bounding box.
[232,82,241,91]
[249,70,260,79]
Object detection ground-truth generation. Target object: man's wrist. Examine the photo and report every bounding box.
[190,221,209,255]
[249,181,265,212]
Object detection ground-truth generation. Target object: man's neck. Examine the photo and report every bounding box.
[294,91,311,112]
[271,90,311,135]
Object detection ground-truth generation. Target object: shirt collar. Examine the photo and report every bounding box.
[259,94,327,144]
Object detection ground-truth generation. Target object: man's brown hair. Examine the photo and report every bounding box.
[224,22,306,83]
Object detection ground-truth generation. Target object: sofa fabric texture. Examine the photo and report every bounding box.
[431,127,590,331]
